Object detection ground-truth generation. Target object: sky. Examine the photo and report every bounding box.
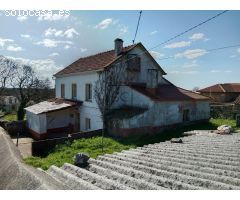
[0,10,239,90]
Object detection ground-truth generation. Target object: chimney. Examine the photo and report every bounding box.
[114,38,123,56]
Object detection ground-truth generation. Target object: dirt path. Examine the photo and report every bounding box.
[12,137,33,158]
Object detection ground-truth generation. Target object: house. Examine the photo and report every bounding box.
[0,96,19,113]
[198,83,240,103]
[25,38,210,139]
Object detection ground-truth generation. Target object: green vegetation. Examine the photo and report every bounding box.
[24,118,239,170]
[3,113,17,122]
[3,113,26,122]
[24,137,134,170]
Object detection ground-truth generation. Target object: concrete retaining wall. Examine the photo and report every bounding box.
[0,127,67,189]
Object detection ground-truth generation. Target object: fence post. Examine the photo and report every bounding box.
[16,132,19,147]
[236,114,240,127]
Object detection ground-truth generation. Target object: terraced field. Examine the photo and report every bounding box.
[38,133,240,190]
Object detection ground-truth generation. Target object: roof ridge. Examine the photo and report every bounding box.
[75,43,138,61]
[218,84,226,93]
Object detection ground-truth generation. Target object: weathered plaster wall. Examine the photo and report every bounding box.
[46,108,75,130]
[119,100,209,129]
[124,46,168,85]
[55,72,103,131]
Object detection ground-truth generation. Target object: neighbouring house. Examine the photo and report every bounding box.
[25,38,210,139]
[0,96,19,113]
[198,83,240,103]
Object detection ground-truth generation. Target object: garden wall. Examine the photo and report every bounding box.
[32,129,102,156]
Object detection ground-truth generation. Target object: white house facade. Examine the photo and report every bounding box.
[25,38,210,139]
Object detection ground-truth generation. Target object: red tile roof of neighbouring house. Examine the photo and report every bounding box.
[54,44,138,76]
[130,83,209,102]
[198,83,240,93]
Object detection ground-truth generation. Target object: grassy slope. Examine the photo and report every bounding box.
[24,118,239,170]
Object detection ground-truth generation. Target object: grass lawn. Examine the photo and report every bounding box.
[2,113,27,122]
[3,113,17,121]
[24,118,239,170]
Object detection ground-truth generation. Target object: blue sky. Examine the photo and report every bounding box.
[0,10,239,89]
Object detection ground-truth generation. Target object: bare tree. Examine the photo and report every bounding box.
[94,61,126,151]
[9,61,51,120]
[0,56,18,95]
[192,86,200,92]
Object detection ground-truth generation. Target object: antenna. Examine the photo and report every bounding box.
[132,10,142,44]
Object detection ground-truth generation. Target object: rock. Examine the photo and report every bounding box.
[74,153,90,167]
[216,125,233,135]
[170,138,183,143]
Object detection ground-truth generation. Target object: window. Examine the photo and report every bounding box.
[183,109,190,122]
[9,97,12,104]
[72,83,77,99]
[85,118,91,130]
[126,54,141,72]
[85,83,92,101]
[61,84,65,98]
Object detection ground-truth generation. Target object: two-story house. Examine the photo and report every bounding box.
[25,39,210,139]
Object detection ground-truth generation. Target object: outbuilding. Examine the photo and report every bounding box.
[25,98,82,139]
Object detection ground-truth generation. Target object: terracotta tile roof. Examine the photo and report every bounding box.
[198,83,240,93]
[130,84,209,102]
[54,44,138,76]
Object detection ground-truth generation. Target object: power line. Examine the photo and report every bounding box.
[132,11,142,44]
[157,44,240,61]
[118,10,229,66]
[148,10,229,51]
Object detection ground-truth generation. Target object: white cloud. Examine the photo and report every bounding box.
[80,48,87,52]
[21,34,31,39]
[17,16,28,22]
[48,52,59,57]
[64,45,71,49]
[175,49,207,59]
[210,70,221,73]
[189,33,208,41]
[35,39,73,48]
[210,70,232,73]
[44,27,79,38]
[169,70,198,74]
[95,18,113,29]
[182,60,198,68]
[150,30,158,35]
[6,56,63,85]
[6,45,23,52]
[237,48,240,53]
[119,25,128,35]
[64,28,79,38]
[0,38,14,47]
[230,55,237,58]
[164,41,191,49]
[38,14,69,22]
[44,28,58,37]
[150,51,164,59]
